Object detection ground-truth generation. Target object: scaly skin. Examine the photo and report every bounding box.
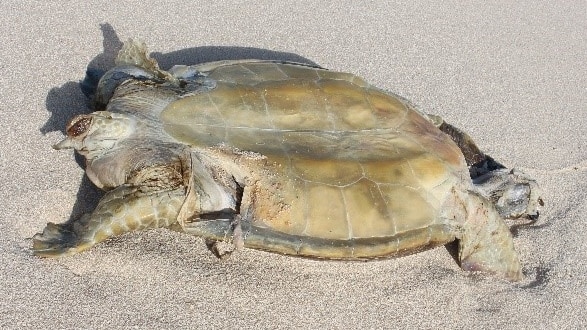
[32,185,185,257]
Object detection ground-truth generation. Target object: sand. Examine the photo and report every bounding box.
[1,1,586,328]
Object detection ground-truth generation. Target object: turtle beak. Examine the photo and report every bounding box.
[52,137,74,150]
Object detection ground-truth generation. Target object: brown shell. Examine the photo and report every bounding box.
[161,62,468,258]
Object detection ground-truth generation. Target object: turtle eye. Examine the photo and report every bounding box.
[67,116,92,137]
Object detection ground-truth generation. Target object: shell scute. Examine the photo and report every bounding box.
[379,184,436,233]
[290,157,363,186]
[304,183,349,239]
[342,178,395,239]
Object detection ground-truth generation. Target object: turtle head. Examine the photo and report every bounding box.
[54,111,135,159]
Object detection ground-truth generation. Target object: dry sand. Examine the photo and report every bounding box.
[1,1,586,328]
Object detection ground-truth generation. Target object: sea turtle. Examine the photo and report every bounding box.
[33,39,542,281]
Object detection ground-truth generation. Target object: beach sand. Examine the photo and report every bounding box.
[1,1,585,328]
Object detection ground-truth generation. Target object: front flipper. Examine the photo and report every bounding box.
[32,185,185,257]
[457,191,522,281]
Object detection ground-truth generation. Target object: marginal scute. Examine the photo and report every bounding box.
[207,64,264,85]
[316,70,365,86]
[278,64,321,80]
[242,63,289,80]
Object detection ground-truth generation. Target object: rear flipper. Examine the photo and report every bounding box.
[32,185,184,257]
[458,191,522,281]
